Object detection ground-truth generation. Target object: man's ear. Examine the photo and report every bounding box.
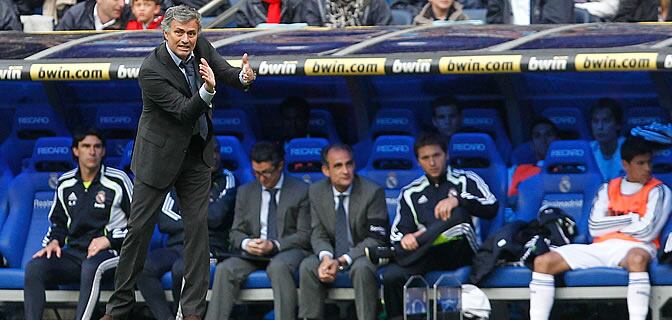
[321,165,330,178]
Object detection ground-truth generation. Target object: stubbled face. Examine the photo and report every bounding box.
[164,19,199,61]
[252,160,283,189]
[532,123,558,161]
[322,148,354,192]
[623,153,652,184]
[429,0,455,11]
[591,107,620,144]
[417,144,447,179]
[96,0,124,21]
[432,105,461,138]
[132,0,160,24]
[73,135,105,172]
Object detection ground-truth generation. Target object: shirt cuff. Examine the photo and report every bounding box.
[341,254,352,266]
[238,70,247,85]
[273,240,281,251]
[318,251,333,261]
[241,238,251,252]
[199,85,215,106]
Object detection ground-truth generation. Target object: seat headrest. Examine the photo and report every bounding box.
[449,133,502,167]
[366,135,417,170]
[370,108,417,138]
[29,137,74,172]
[462,108,500,132]
[212,109,254,140]
[118,140,134,172]
[217,136,248,170]
[286,138,328,174]
[95,106,139,130]
[308,109,337,139]
[14,108,67,139]
[543,140,598,174]
[541,107,589,139]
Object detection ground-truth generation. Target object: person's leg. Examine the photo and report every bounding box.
[24,251,80,320]
[620,248,652,320]
[76,250,118,320]
[107,179,168,317]
[173,150,211,318]
[136,247,182,320]
[381,261,427,319]
[529,252,571,320]
[266,249,307,320]
[298,255,326,319]
[349,256,379,320]
[204,257,257,320]
[171,255,185,310]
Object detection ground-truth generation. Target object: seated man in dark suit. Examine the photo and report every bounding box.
[298,143,389,320]
[137,139,237,320]
[205,141,310,320]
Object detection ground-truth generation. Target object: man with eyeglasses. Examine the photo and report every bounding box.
[205,141,310,320]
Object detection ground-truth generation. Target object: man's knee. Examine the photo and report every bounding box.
[533,252,566,274]
[624,249,650,271]
[382,265,406,286]
[267,260,291,277]
[25,258,47,281]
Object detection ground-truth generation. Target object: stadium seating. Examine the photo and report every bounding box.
[623,107,670,134]
[510,141,536,165]
[461,108,511,164]
[357,135,422,222]
[0,107,70,174]
[353,108,419,169]
[212,109,258,153]
[541,107,590,140]
[94,106,140,168]
[217,135,254,184]
[308,109,340,143]
[284,137,328,184]
[0,155,12,232]
[0,137,74,288]
[118,140,134,177]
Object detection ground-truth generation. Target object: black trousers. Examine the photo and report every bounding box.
[24,249,116,320]
[107,139,211,318]
[136,246,185,320]
[381,238,474,319]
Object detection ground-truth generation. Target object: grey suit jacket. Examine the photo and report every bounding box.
[132,35,245,189]
[309,175,388,260]
[230,175,311,253]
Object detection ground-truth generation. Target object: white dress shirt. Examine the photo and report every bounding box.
[319,184,354,265]
[242,174,284,251]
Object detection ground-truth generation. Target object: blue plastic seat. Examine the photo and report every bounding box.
[285,138,329,184]
[0,154,13,231]
[308,109,340,143]
[354,109,419,169]
[358,135,422,223]
[0,107,70,174]
[0,137,74,288]
[511,142,536,165]
[217,136,254,184]
[118,140,135,178]
[94,106,139,168]
[623,107,670,134]
[212,109,258,153]
[461,108,511,164]
[541,107,590,140]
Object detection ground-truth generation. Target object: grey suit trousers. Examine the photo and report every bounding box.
[298,255,379,320]
[205,248,307,320]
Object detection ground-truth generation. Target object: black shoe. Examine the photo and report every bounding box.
[365,246,395,265]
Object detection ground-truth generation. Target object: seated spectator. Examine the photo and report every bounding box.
[413,0,468,24]
[575,0,620,22]
[508,118,559,200]
[0,0,21,30]
[56,0,130,30]
[590,98,625,181]
[137,139,236,320]
[393,0,484,17]
[24,129,133,320]
[126,0,163,30]
[304,0,393,27]
[236,0,305,27]
[431,96,463,144]
[486,0,573,24]
[611,0,658,21]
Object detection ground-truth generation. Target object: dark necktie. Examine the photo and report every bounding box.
[179,58,208,140]
[266,188,278,240]
[334,194,349,257]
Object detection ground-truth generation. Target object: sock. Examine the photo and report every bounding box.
[529,272,555,320]
[627,272,650,320]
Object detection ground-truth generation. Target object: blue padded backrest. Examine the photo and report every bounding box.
[624,107,670,134]
[542,107,590,140]
[217,135,254,184]
[0,156,12,231]
[0,172,60,268]
[653,148,672,188]
[118,140,135,178]
[26,137,75,173]
[516,140,602,242]
[0,107,69,174]
[212,109,257,153]
[95,106,139,167]
[461,108,511,163]
[369,108,418,139]
[511,141,536,165]
[358,135,422,220]
[285,137,328,184]
[308,109,340,142]
[449,133,506,241]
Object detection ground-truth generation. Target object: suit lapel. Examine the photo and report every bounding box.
[323,182,336,237]
[157,43,193,97]
[347,178,361,243]
[250,182,262,237]
[276,180,290,237]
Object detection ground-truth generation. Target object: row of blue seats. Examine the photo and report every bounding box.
[2,104,668,176]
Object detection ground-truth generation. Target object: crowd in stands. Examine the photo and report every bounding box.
[1,0,671,31]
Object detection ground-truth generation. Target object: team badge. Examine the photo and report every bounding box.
[558,176,571,193]
[386,172,398,189]
[94,191,106,209]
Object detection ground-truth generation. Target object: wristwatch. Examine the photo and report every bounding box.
[449,188,459,198]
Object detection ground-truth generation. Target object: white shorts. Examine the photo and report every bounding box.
[550,239,656,270]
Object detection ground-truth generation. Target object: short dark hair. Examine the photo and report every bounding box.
[72,128,106,149]
[431,96,461,116]
[590,98,623,125]
[530,117,559,136]
[321,143,352,167]
[621,136,653,162]
[250,141,284,167]
[413,132,447,158]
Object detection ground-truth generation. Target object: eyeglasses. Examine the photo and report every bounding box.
[252,166,278,178]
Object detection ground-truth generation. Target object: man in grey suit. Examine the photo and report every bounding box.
[205,141,310,320]
[103,5,256,320]
[298,143,389,320]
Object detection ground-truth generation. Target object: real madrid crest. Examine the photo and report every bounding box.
[48,173,59,190]
[386,172,398,189]
[559,176,571,193]
[94,191,106,209]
